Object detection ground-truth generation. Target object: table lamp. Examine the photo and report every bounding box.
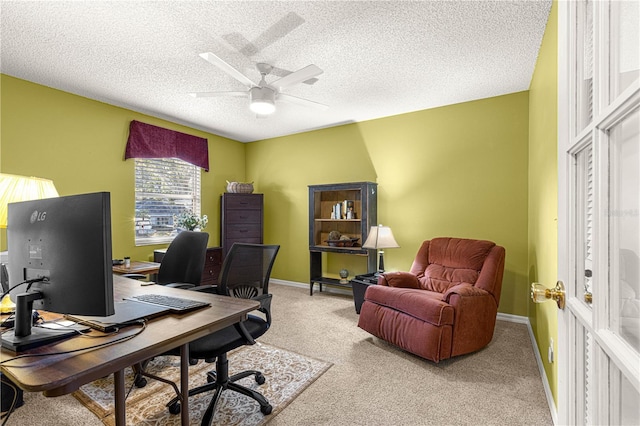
[0,173,59,311]
[1,174,59,228]
[362,224,399,275]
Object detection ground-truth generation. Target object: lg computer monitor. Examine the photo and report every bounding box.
[2,192,114,351]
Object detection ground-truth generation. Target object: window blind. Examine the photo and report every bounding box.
[134,157,201,245]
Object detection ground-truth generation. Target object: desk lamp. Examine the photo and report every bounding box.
[0,174,59,311]
[362,224,399,276]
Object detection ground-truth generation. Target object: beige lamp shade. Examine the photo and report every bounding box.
[0,174,59,228]
[362,225,399,249]
[362,225,399,274]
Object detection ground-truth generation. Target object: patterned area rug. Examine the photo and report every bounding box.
[73,343,331,425]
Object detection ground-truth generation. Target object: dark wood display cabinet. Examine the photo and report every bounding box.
[221,193,264,257]
[308,182,377,295]
[154,246,222,286]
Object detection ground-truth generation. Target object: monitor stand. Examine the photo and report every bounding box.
[0,291,76,352]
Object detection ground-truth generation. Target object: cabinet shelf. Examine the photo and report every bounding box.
[308,182,377,296]
[310,276,352,289]
[310,245,368,254]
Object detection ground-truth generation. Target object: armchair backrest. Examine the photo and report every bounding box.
[409,237,505,303]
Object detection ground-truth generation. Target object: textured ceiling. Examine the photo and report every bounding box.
[1,1,551,142]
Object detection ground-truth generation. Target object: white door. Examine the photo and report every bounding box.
[557,0,640,424]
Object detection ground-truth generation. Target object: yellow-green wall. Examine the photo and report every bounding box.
[248,92,530,316]
[0,74,246,259]
[1,73,531,317]
[528,1,558,405]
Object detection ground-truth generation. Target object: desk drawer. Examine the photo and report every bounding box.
[202,247,222,285]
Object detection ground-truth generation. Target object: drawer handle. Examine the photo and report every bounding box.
[239,229,248,233]
[239,216,248,219]
[240,201,249,205]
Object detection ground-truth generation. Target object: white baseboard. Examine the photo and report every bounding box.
[272,278,559,424]
[270,278,353,295]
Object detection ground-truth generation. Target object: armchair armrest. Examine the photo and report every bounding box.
[443,283,489,303]
[379,271,421,289]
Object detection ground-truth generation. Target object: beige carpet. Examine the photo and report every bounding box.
[72,342,331,426]
[5,284,552,425]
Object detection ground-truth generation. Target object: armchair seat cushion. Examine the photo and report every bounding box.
[365,285,453,326]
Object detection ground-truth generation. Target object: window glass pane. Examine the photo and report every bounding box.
[134,158,201,246]
[608,108,640,353]
[576,0,594,134]
[610,0,640,101]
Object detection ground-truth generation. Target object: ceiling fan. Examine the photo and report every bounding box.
[190,52,328,115]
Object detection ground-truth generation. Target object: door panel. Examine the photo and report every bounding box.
[558,1,639,424]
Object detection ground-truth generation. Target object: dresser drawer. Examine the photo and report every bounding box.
[225,209,261,224]
[223,194,263,210]
[224,224,262,239]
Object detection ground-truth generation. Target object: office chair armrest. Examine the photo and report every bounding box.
[252,293,272,325]
[163,282,196,290]
[187,285,218,294]
[234,321,256,345]
[121,273,148,281]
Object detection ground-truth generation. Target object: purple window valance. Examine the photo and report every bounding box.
[125,120,209,171]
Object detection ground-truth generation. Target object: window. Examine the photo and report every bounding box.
[134,157,201,245]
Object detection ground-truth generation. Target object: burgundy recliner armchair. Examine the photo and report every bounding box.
[357,237,505,362]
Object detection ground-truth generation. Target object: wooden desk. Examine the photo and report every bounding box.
[0,275,259,425]
[112,260,161,275]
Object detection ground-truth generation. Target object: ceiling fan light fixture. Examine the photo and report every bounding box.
[249,87,276,115]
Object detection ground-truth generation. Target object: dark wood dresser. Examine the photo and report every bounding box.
[221,193,264,257]
[154,246,222,286]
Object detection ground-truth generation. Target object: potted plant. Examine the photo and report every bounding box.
[174,209,208,231]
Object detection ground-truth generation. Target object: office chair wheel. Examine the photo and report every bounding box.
[168,401,181,415]
[189,358,198,365]
[255,373,266,385]
[260,404,272,415]
[134,376,147,388]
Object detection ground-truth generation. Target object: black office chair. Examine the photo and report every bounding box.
[129,230,209,387]
[124,230,209,289]
[165,243,280,425]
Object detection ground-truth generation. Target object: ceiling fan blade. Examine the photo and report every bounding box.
[199,52,255,88]
[272,64,323,90]
[222,12,305,58]
[279,94,329,111]
[252,12,305,53]
[271,66,319,85]
[189,91,247,98]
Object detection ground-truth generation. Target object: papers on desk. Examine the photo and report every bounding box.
[38,320,91,332]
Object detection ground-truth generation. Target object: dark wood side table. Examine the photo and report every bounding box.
[351,273,379,314]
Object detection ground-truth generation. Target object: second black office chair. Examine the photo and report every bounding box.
[166,243,280,425]
[124,230,209,289]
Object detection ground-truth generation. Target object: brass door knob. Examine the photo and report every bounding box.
[531,281,566,310]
